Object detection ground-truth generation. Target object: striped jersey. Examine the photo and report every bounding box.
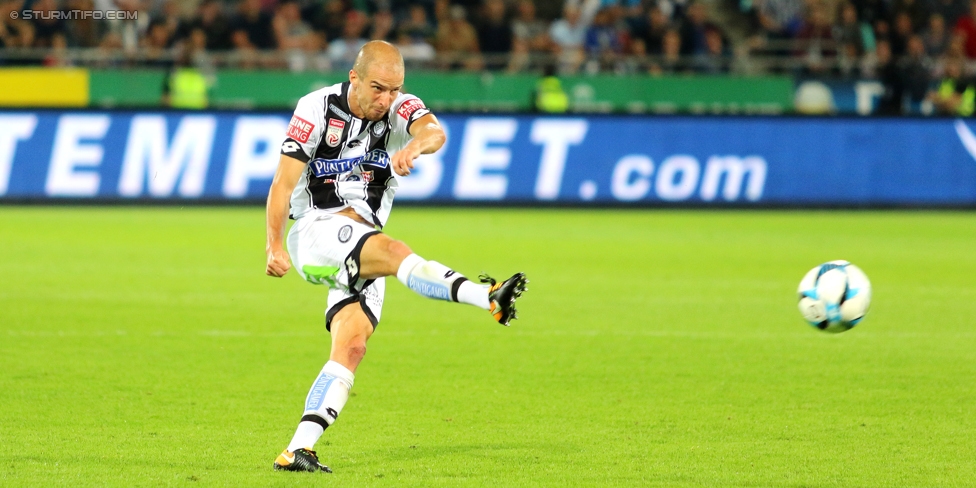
[280,81,431,227]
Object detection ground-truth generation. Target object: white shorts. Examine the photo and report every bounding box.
[287,213,385,330]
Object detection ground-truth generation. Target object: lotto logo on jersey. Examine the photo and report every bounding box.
[397,98,427,120]
[287,115,315,143]
[326,119,345,147]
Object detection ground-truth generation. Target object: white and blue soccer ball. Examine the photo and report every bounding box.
[797,260,871,333]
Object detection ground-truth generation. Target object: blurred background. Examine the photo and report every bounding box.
[1,0,974,206]
[1,0,974,114]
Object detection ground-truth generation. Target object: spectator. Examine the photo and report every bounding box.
[512,0,550,53]
[186,26,215,73]
[620,37,652,73]
[890,11,914,57]
[837,41,862,77]
[43,33,72,66]
[892,0,929,32]
[140,19,173,68]
[955,0,976,58]
[680,1,715,55]
[273,0,314,50]
[751,0,803,39]
[650,27,689,74]
[549,0,600,73]
[927,0,968,25]
[873,18,891,44]
[853,0,890,27]
[658,0,689,20]
[62,0,102,47]
[311,0,346,42]
[187,0,232,50]
[370,10,395,41]
[229,30,260,69]
[795,3,834,73]
[395,31,436,66]
[923,13,950,55]
[640,7,670,54]
[693,26,729,73]
[584,7,625,72]
[433,0,451,27]
[100,0,150,52]
[30,0,67,48]
[156,0,185,46]
[231,0,275,50]
[622,0,647,38]
[928,55,974,114]
[435,4,481,70]
[899,35,933,107]
[477,0,513,70]
[328,11,368,68]
[88,30,125,68]
[0,0,35,50]
[508,0,548,72]
[399,4,436,43]
[874,40,904,113]
[834,2,873,56]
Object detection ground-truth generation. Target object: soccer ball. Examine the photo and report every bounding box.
[797,260,871,333]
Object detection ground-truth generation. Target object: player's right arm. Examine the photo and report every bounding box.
[267,92,325,277]
[266,154,306,277]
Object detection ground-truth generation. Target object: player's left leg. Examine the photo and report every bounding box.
[358,232,528,325]
[275,298,377,473]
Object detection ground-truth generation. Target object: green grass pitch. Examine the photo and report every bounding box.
[1,207,975,487]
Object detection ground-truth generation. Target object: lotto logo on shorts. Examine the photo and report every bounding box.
[397,98,426,120]
[287,116,315,143]
[326,119,345,147]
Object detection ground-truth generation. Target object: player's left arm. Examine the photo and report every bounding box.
[390,113,446,177]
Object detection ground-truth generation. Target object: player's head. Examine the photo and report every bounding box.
[349,41,404,121]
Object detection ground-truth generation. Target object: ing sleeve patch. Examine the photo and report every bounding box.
[287,115,315,143]
[397,98,427,121]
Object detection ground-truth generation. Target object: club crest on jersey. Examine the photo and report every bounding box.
[338,225,352,243]
[287,115,315,143]
[371,121,386,136]
[326,119,345,147]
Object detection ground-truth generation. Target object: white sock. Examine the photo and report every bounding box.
[286,360,355,452]
[457,280,490,309]
[396,254,489,309]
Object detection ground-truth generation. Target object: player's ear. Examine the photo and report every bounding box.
[348,69,358,85]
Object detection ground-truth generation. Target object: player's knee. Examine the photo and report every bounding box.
[344,340,368,364]
[363,234,413,278]
[387,239,412,263]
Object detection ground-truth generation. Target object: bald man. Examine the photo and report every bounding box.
[266,41,527,473]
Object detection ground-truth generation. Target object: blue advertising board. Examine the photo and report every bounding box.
[1,111,975,205]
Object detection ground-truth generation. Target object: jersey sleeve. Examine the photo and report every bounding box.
[281,94,325,163]
[390,94,432,136]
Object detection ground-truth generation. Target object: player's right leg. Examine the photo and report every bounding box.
[357,232,528,326]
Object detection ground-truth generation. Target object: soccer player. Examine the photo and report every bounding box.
[265,40,528,473]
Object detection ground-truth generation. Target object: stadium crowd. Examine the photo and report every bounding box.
[0,0,974,112]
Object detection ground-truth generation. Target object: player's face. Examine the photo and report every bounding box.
[353,66,403,121]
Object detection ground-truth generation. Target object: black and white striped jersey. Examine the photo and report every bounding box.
[280,81,431,228]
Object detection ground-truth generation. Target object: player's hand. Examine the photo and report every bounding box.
[266,247,291,277]
[391,145,420,176]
